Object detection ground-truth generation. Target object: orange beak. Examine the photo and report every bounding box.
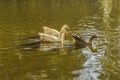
[65,32,68,35]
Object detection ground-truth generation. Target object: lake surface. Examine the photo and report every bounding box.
[0,0,120,80]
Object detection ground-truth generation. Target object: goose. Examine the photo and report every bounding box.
[38,25,69,44]
[42,24,69,36]
[72,34,98,50]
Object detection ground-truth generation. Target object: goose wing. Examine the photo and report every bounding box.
[42,26,60,36]
[72,34,86,45]
[38,32,59,42]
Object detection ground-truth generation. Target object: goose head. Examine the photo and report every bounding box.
[89,35,98,51]
[61,24,69,29]
[60,24,69,35]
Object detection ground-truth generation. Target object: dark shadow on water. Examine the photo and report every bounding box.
[16,36,40,51]
[17,36,88,52]
[19,41,40,48]
[74,44,86,50]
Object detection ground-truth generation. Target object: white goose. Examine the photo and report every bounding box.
[38,24,69,44]
[42,24,69,36]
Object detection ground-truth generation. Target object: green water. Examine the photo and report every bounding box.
[0,0,120,80]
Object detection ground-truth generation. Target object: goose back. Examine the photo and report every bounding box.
[72,34,86,45]
[43,26,60,36]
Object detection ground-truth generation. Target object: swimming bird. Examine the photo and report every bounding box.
[72,34,98,50]
[42,24,69,36]
[38,24,69,44]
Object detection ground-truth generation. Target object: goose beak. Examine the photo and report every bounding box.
[65,32,68,35]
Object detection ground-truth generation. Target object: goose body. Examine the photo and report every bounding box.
[72,34,97,45]
[72,34,87,45]
[72,34,98,50]
[43,24,69,36]
[39,24,69,44]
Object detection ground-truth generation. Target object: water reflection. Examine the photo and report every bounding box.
[73,46,106,80]
[72,37,107,80]
[100,0,113,29]
[4,47,85,80]
[73,14,109,80]
[99,1,120,79]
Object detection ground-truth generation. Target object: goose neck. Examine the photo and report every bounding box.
[58,29,66,43]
